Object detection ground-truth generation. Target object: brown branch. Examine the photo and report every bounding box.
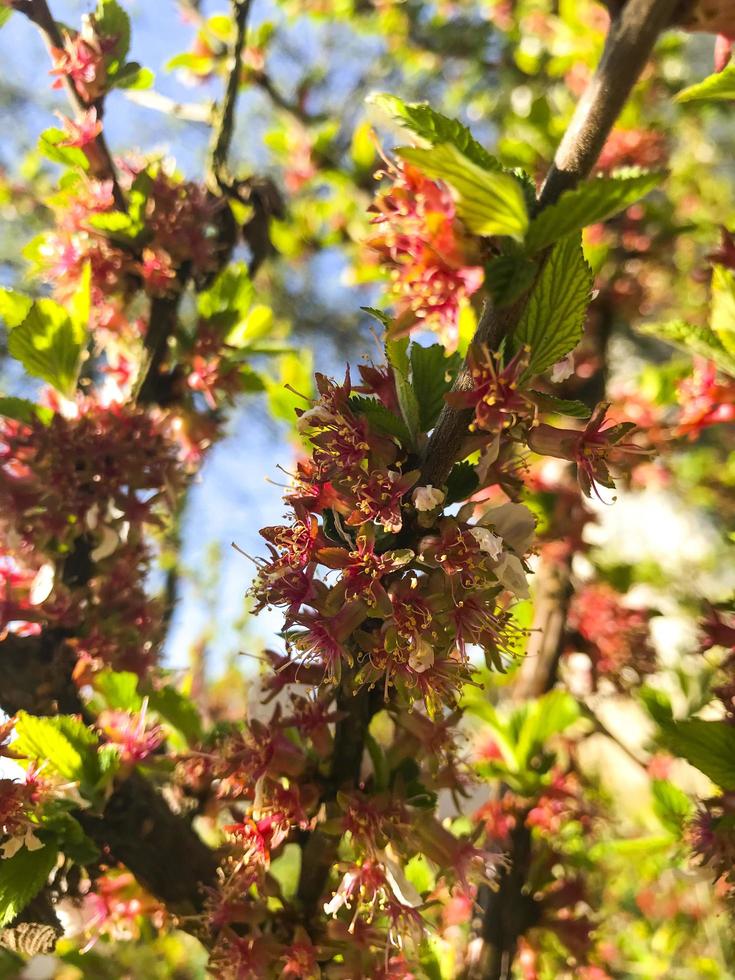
[12,0,126,210]
[420,0,680,489]
[207,0,252,192]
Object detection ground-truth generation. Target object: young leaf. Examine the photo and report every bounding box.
[0,845,58,928]
[485,253,537,308]
[524,170,664,254]
[514,234,593,376]
[147,687,203,745]
[527,391,591,419]
[95,0,131,65]
[515,689,580,767]
[368,94,502,172]
[38,128,89,172]
[0,289,33,329]
[361,306,393,331]
[349,396,411,445]
[410,343,462,430]
[637,320,735,378]
[445,460,479,505]
[0,397,54,426]
[7,300,87,398]
[112,63,154,90]
[661,719,735,789]
[13,712,99,788]
[711,264,735,355]
[651,779,693,836]
[398,144,528,241]
[198,262,254,321]
[93,670,142,712]
[676,63,735,103]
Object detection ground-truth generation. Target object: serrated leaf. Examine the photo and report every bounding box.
[8,300,87,398]
[0,845,58,928]
[410,343,461,430]
[711,264,735,355]
[198,262,254,320]
[651,779,693,836]
[528,391,591,419]
[525,170,664,254]
[676,63,735,103]
[0,289,33,329]
[394,370,421,448]
[0,397,54,426]
[368,94,502,172]
[95,0,130,64]
[445,460,479,505]
[43,813,100,865]
[349,395,411,444]
[14,713,99,789]
[638,686,674,727]
[398,144,528,241]
[485,253,537,307]
[361,306,393,331]
[514,233,592,376]
[661,719,735,789]
[385,335,410,376]
[515,689,580,767]
[638,319,735,378]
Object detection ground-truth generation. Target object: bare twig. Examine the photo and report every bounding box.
[122,87,214,125]
[420,0,680,489]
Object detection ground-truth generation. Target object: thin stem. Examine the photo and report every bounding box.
[207,0,252,191]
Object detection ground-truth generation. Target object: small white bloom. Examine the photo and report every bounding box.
[408,638,434,673]
[494,553,530,598]
[85,504,99,530]
[479,502,536,556]
[469,527,503,559]
[551,352,575,383]
[29,563,55,606]
[296,405,331,433]
[412,485,445,512]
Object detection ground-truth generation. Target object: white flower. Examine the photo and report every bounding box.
[29,563,55,606]
[408,638,434,673]
[91,525,119,562]
[296,405,331,433]
[478,502,535,556]
[412,485,445,512]
[323,870,357,916]
[469,527,503,559]
[378,847,422,908]
[494,553,530,598]
[550,352,575,383]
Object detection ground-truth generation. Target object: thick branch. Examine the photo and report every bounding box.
[420,0,679,488]
[13,0,126,210]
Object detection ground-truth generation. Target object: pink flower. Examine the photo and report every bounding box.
[56,108,103,148]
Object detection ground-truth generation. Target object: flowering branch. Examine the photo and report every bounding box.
[420,0,680,489]
[207,0,252,192]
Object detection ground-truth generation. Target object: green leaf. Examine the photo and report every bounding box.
[0,289,33,329]
[637,319,735,378]
[93,670,142,712]
[0,9,12,29]
[410,343,461,430]
[485,253,536,307]
[524,170,664,254]
[676,63,735,103]
[43,813,100,865]
[515,689,580,767]
[361,306,393,331]
[87,210,142,241]
[638,686,674,727]
[445,460,479,505]
[269,843,301,901]
[651,779,693,836]
[38,128,89,171]
[349,396,410,445]
[0,845,58,928]
[95,0,131,64]
[711,264,735,355]
[661,719,735,789]
[368,94,502,172]
[385,335,410,376]
[14,713,99,789]
[7,300,87,398]
[528,391,591,419]
[198,262,254,320]
[398,143,528,241]
[514,233,593,376]
[147,687,203,746]
[0,397,54,426]
[112,63,154,90]
[384,336,420,443]
[70,261,91,334]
